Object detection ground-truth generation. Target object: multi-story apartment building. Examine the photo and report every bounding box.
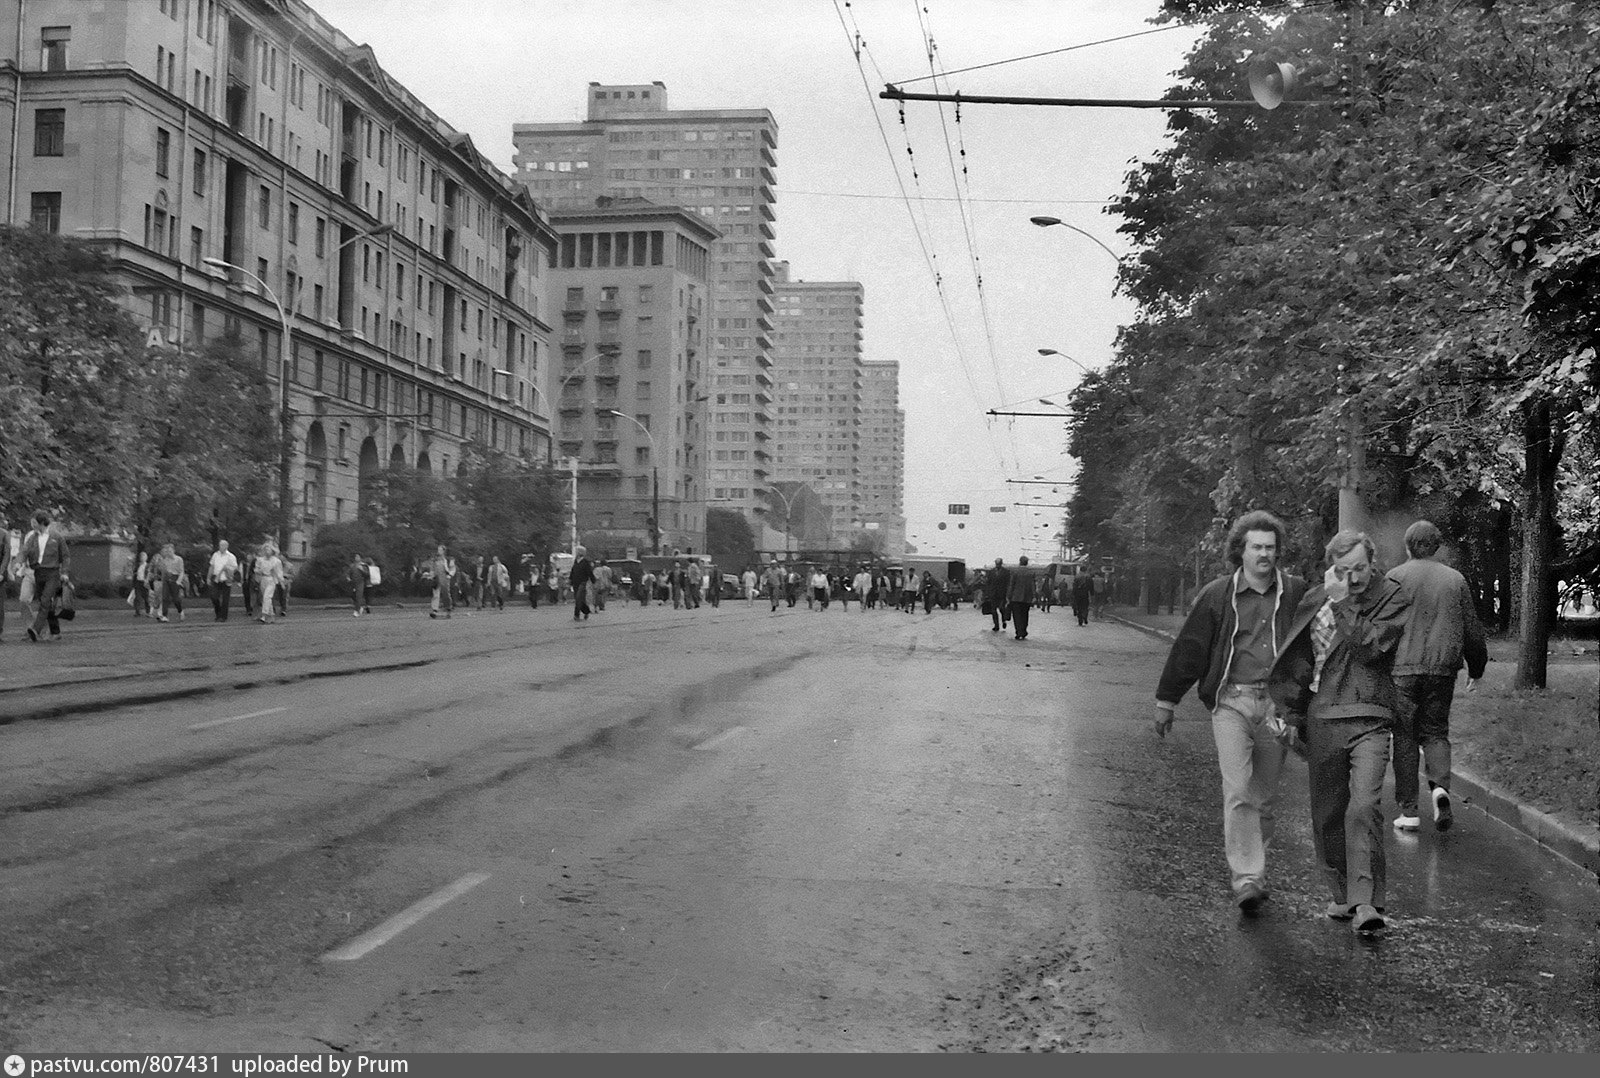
[511,83,778,528]
[858,360,906,557]
[770,263,865,547]
[1,0,556,559]
[548,197,715,556]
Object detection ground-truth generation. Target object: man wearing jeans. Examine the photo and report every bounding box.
[1385,520,1488,832]
[1155,511,1305,916]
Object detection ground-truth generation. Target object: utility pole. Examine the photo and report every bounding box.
[568,456,578,554]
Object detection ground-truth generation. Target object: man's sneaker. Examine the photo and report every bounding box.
[1393,814,1421,832]
[1352,904,1386,933]
[1236,881,1267,916]
[1432,787,1453,831]
[1325,901,1355,920]
[25,628,38,642]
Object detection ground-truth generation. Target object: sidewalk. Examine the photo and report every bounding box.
[1104,604,1598,877]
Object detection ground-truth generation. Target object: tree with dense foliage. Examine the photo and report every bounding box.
[705,507,757,567]
[1071,0,1599,684]
[0,227,143,526]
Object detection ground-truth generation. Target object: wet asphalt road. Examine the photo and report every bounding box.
[0,598,1595,1051]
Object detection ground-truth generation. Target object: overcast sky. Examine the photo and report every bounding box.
[313,0,1206,564]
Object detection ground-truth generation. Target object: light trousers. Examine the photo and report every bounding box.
[1210,684,1287,894]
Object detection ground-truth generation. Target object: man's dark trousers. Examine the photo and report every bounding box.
[212,580,232,620]
[1009,601,1031,640]
[1391,674,1456,817]
[29,568,62,637]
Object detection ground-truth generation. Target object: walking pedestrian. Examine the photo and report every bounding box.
[488,555,510,611]
[208,540,239,621]
[470,555,488,611]
[1385,520,1488,833]
[763,562,784,612]
[1268,530,1409,933]
[743,567,759,605]
[1071,570,1093,626]
[21,510,70,642]
[685,560,703,609]
[570,545,594,621]
[983,559,1011,632]
[810,568,830,610]
[639,569,656,607]
[853,567,873,612]
[254,542,286,623]
[152,541,187,622]
[131,550,152,618]
[240,550,257,617]
[1005,557,1038,638]
[593,558,612,612]
[347,553,368,616]
[428,545,455,619]
[1154,511,1305,915]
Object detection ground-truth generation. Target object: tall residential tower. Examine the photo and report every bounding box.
[512,83,778,529]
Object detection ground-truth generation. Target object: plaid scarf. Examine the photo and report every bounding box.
[1309,598,1338,692]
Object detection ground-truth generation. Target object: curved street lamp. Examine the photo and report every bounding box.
[1029,216,1122,264]
[1037,348,1097,380]
[607,409,660,555]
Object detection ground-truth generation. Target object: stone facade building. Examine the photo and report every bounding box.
[1,0,556,559]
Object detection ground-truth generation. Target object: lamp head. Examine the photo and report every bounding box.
[1030,216,1062,228]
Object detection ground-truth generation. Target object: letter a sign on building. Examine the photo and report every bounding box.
[947,504,970,515]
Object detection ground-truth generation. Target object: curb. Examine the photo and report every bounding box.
[1104,610,1600,878]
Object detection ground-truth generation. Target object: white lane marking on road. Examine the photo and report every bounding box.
[188,706,288,732]
[692,725,746,751]
[322,872,492,962]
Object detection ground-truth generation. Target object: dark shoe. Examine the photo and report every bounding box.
[25,628,38,642]
[1353,904,1386,933]
[1236,881,1267,916]
[1432,787,1453,831]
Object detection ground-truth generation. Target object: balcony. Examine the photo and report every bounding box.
[595,337,621,354]
[596,298,621,315]
[561,327,586,346]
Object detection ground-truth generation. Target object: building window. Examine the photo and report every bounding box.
[189,225,203,266]
[29,192,61,233]
[287,202,299,245]
[154,128,171,176]
[258,184,271,228]
[41,26,69,71]
[33,109,64,157]
[315,216,326,257]
[192,149,206,195]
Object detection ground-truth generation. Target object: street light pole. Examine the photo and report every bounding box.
[767,484,803,561]
[607,409,660,556]
[1029,217,1123,264]
[205,257,290,554]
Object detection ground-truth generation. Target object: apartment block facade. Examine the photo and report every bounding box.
[858,360,906,557]
[548,198,715,556]
[512,83,778,527]
[1,0,556,559]
[769,263,865,546]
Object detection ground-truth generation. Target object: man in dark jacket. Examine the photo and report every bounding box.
[1385,520,1488,833]
[23,510,71,642]
[1154,510,1306,915]
[1071,570,1093,626]
[983,558,1011,632]
[1269,530,1410,934]
[1006,556,1038,639]
[570,546,594,621]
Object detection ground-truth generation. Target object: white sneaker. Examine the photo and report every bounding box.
[1393,814,1421,832]
[1432,787,1453,831]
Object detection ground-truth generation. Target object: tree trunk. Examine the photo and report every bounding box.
[1515,398,1558,689]
[1491,499,1513,635]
